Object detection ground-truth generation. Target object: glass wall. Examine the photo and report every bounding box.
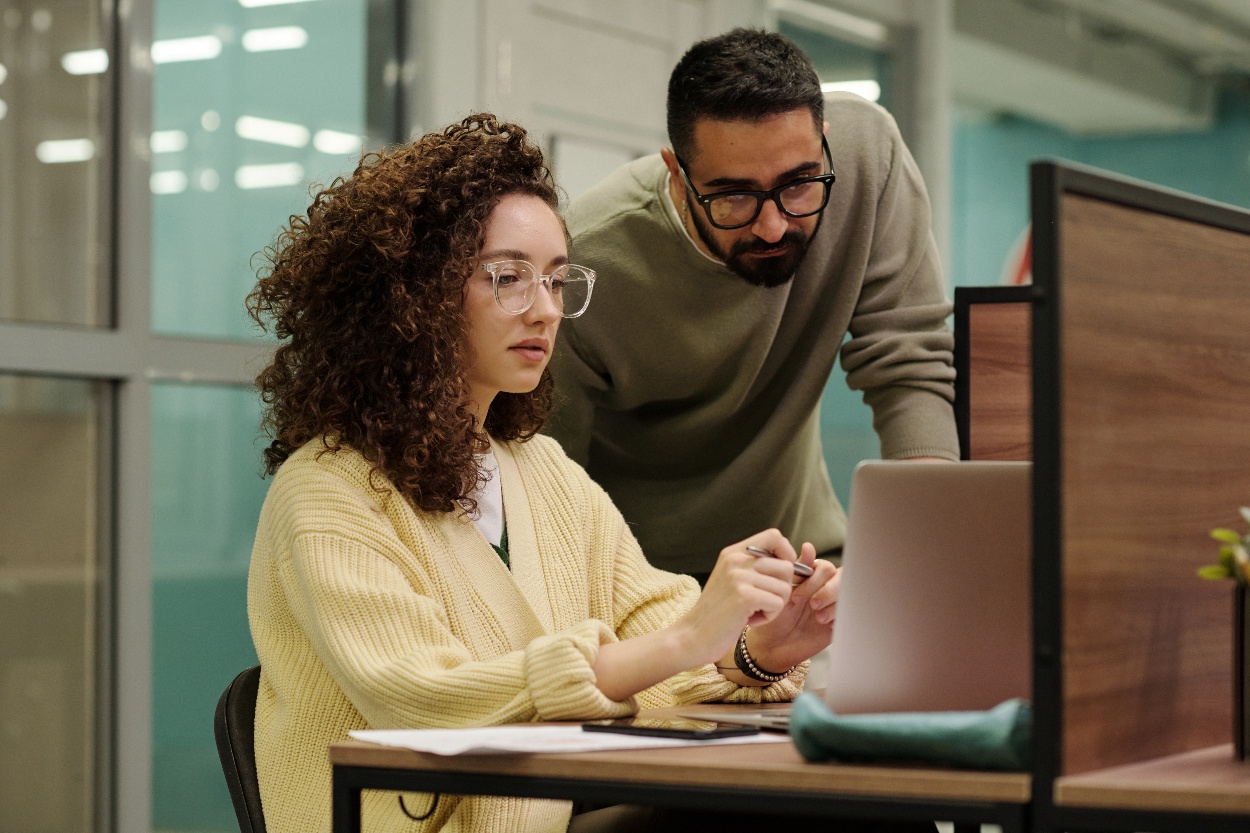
[151,0,372,340]
[0,0,109,326]
[147,1,388,829]
[151,383,268,833]
[0,375,104,833]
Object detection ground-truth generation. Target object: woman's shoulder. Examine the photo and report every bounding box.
[506,433,579,471]
[269,438,395,512]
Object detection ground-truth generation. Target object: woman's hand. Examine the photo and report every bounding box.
[675,529,804,667]
[591,529,797,700]
[741,542,839,674]
[592,529,832,700]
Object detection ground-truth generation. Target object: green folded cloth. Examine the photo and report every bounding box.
[789,692,1032,771]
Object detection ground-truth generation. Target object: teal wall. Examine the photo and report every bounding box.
[819,87,1250,505]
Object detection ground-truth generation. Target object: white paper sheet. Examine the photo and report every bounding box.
[350,725,791,756]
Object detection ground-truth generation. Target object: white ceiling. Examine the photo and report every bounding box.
[952,0,1250,135]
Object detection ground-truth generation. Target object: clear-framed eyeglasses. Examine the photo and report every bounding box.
[479,259,596,318]
[675,136,836,230]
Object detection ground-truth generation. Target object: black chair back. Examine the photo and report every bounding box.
[214,665,266,833]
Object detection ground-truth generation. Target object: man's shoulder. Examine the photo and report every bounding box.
[566,154,667,239]
[823,93,905,155]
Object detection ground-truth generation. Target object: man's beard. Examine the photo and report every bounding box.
[689,207,810,288]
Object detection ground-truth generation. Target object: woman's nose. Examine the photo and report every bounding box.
[524,278,561,320]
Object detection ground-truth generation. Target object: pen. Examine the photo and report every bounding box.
[745,545,815,578]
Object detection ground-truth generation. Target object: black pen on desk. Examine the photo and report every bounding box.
[744,545,815,579]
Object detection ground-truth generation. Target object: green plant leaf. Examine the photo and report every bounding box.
[1212,528,1242,544]
[1199,564,1233,580]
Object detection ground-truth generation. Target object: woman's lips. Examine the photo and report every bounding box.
[510,339,549,361]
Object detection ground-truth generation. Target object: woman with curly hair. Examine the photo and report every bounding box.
[245,114,842,833]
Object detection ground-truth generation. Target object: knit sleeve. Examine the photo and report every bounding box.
[270,470,636,729]
[839,108,959,462]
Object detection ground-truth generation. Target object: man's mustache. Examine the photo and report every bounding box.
[732,230,808,256]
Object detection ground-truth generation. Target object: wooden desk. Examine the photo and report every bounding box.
[329,705,1031,833]
[1047,744,1250,832]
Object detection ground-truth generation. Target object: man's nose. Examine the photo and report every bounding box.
[750,198,789,244]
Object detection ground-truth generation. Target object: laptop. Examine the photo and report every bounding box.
[681,460,1032,730]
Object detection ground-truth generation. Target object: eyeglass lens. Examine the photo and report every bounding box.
[706,179,830,228]
[492,261,593,317]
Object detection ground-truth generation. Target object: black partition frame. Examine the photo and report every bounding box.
[1028,160,1250,833]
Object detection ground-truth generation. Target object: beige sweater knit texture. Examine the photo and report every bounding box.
[548,94,959,574]
[248,434,805,833]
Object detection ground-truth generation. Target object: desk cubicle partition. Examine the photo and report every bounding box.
[1029,161,1250,832]
[954,284,1033,461]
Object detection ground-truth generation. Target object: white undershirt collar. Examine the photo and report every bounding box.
[469,444,504,547]
[664,171,723,266]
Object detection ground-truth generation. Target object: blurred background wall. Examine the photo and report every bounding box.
[0,1,1247,830]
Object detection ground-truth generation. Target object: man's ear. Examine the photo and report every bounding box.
[823,120,829,136]
[660,147,682,180]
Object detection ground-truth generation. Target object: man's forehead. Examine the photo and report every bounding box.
[686,111,824,180]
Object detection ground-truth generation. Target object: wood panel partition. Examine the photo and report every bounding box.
[1030,162,1250,829]
[954,285,1033,462]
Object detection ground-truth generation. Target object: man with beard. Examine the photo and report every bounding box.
[547,28,959,583]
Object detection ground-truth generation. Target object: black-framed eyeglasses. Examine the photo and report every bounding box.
[675,137,836,230]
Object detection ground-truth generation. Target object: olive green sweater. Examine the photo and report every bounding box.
[248,435,804,833]
[548,94,958,574]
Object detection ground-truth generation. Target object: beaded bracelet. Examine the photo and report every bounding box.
[732,628,795,683]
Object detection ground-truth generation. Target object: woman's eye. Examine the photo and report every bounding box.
[495,271,522,286]
[549,278,566,295]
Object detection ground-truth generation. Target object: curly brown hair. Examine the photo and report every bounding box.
[247,114,560,513]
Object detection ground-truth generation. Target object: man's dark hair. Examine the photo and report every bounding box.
[667,28,824,161]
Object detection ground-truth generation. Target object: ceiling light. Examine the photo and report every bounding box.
[313,129,363,155]
[239,0,319,7]
[62,48,109,75]
[199,169,220,191]
[242,26,308,52]
[150,130,189,153]
[36,138,96,164]
[0,64,8,85]
[151,170,189,195]
[236,115,310,147]
[151,35,223,64]
[235,162,304,189]
[820,80,881,102]
[0,100,7,121]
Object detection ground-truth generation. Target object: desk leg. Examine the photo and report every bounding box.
[332,767,363,833]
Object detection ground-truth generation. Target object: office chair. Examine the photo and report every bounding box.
[215,665,267,833]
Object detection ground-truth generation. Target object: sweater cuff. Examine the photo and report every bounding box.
[670,660,809,705]
[524,619,637,721]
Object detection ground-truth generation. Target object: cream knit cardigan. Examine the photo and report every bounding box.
[248,434,805,833]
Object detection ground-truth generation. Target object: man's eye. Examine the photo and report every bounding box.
[549,278,566,294]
